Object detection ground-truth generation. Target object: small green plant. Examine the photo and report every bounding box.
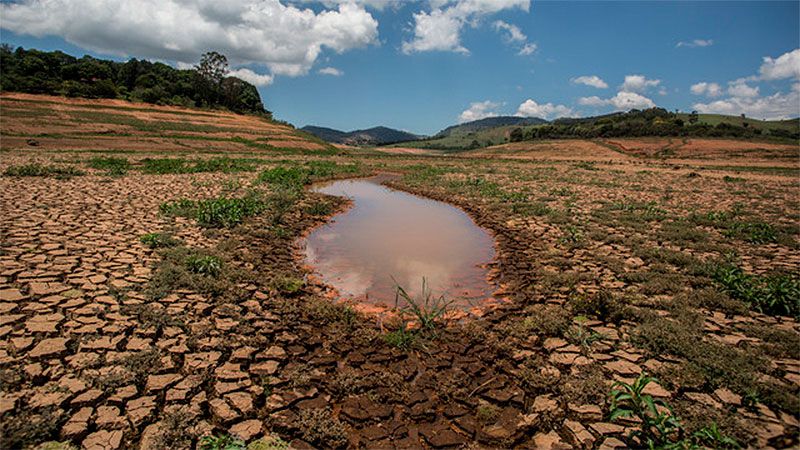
[566,318,604,351]
[88,156,130,175]
[710,263,799,318]
[305,200,333,216]
[723,221,777,244]
[139,232,181,248]
[196,195,266,228]
[142,157,257,174]
[159,198,197,216]
[394,278,453,337]
[609,373,741,449]
[476,402,500,423]
[382,325,416,350]
[185,255,222,277]
[609,373,683,446]
[246,437,290,450]
[574,161,597,171]
[199,434,245,450]
[4,163,84,178]
[271,275,304,295]
[559,224,584,245]
[257,166,309,188]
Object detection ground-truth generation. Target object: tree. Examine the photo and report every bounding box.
[509,127,524,142]
[688,110,699,124]
[195,51,228,86]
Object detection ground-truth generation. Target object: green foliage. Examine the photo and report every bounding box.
[0,46,268,115]
[394,278,453,337]
[246,437,290,450]
[722,221,777,244]
[4,163,84,178]
[258,166,309,189]
[305,199,334,216]
[710,263,799,318]
[271,275,304,295]
[199,434,245,450]
[139,232,181,248]
[159,198,197,217]
[142,157,258,174]
[609,373,741,449]
[382,326,417,350]
[185,255,223,277]
[88,156,130,175]
[609,373,683,447]
[196,195,265,227]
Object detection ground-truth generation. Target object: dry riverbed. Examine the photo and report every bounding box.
[0,95,798,450]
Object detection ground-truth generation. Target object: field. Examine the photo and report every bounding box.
[1,93,799,449]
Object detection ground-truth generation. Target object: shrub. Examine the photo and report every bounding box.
[196,195,265,228]
[88,156,129,175]
[199,434,245,450]
[185,255,222,277]
[257,166,308,188]
[4,163,84,178]
[710,263,799,318]
[139,232,181,248]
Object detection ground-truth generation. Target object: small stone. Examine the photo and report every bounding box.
[532,430,571,449]
[82,430,124,450]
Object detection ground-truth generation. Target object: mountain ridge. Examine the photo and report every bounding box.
[301,125,422,146]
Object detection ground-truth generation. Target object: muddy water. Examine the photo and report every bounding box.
[303,175,496,309]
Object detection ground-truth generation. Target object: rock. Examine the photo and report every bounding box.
[62,406,93,438]
[564,419,595,448]
[71,389,103,405]
[421,425,467,448]
[590,422,625,435]
[82,430,124,450]
[210,398,239,423]
[230,419,263,441]
[146,373,182,393]
[0,289,25,301]
[29,337,69,358]
[95,406,126,429]
[126,396,156,426]
[532,394,559,414]
[714,388,741,405]
[341,396,393,421]
[604,359,641,376]
[532,431,571,449]
[225,391,254,414]
[250,360,280,376]
[598,437,627,450]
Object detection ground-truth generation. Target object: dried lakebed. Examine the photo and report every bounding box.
[303,175,497,310]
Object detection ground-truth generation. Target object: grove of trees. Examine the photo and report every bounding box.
[0,46,269,116]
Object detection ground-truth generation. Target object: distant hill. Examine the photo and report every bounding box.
[301,125,421,146]
[436,116,547,137]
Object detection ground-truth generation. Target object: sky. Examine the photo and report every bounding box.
[1,0,799,135]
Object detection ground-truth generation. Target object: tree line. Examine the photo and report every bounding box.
[0,46,269,116]
[508,108,799,142]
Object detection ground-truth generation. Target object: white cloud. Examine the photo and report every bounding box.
[458,100,502,123]
[579,91,656,110]
[493,20,525,42]
[727,78,759,98]
[318,66,343,76]
[690,82,722,97]
[518,43,537,56]
[305,0,403,11]
[516,99,573,119]
[621,75,661,93]
[228,68,274,86]
[571,75,608,89]
[693,89,800,120]
[677,39,713,48]
[692,49,800,119]
[759,48,800,80]
[402,0,530,55]
[0,0,378,78]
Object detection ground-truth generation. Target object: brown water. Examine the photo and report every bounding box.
[303,175,496,309]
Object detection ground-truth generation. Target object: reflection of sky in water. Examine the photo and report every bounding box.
[304,177,495,308]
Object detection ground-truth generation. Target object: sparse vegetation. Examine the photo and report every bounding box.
[4,163,84,178]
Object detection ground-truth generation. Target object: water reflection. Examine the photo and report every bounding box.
[303,176,495,309]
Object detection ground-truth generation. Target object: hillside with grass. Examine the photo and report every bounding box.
[301,125,421,146]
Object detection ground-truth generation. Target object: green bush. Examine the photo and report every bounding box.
[710,263,799,318]
[185,255,222,277]
[257,166,309,188]
[89,156,130,175]
[142,157,257,174]
[196,195,265,228]
[4,163,84,178]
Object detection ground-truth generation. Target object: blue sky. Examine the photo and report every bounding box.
[2,0,799,135]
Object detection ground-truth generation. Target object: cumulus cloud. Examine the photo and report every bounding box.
[621,75,661,93]
[492,20,537,56]
[693,90,799,120]
[228,68,274,86]
[318,67,344,76]
[516,99,573,119]
[677,39,713,48]
[571,75,608,89]
[690,82,722,97]
[759,48,800,80]
[402,0,530,55]
[458,100,502,123]
[727,78,759,98]
[0,0,378,79]
[578,91,656,110]
[692,49,800,119]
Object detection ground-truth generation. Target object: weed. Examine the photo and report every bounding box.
[159,198,197,216]
[382,325,417,350]
[270,275,304,295]
[710,263,799,317]
[246,437,290,450]
[566,319,604,351]
[88,156,129,175]
[185,255,223,277]
[476,401,500,423]
[142,157,257,174]
[514,304,571,337]
[298,408,348,449]
[574,161,598,171]
[199,434,245,450]
[140,232,181,248]
[257,166,309,188]
[609,373,741,449]
[723,221,778,244]
[305,199,334,216]
[161,194,266,228]
[558,224,584,245]
[394,278,453,337]
[4,163,84,178]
